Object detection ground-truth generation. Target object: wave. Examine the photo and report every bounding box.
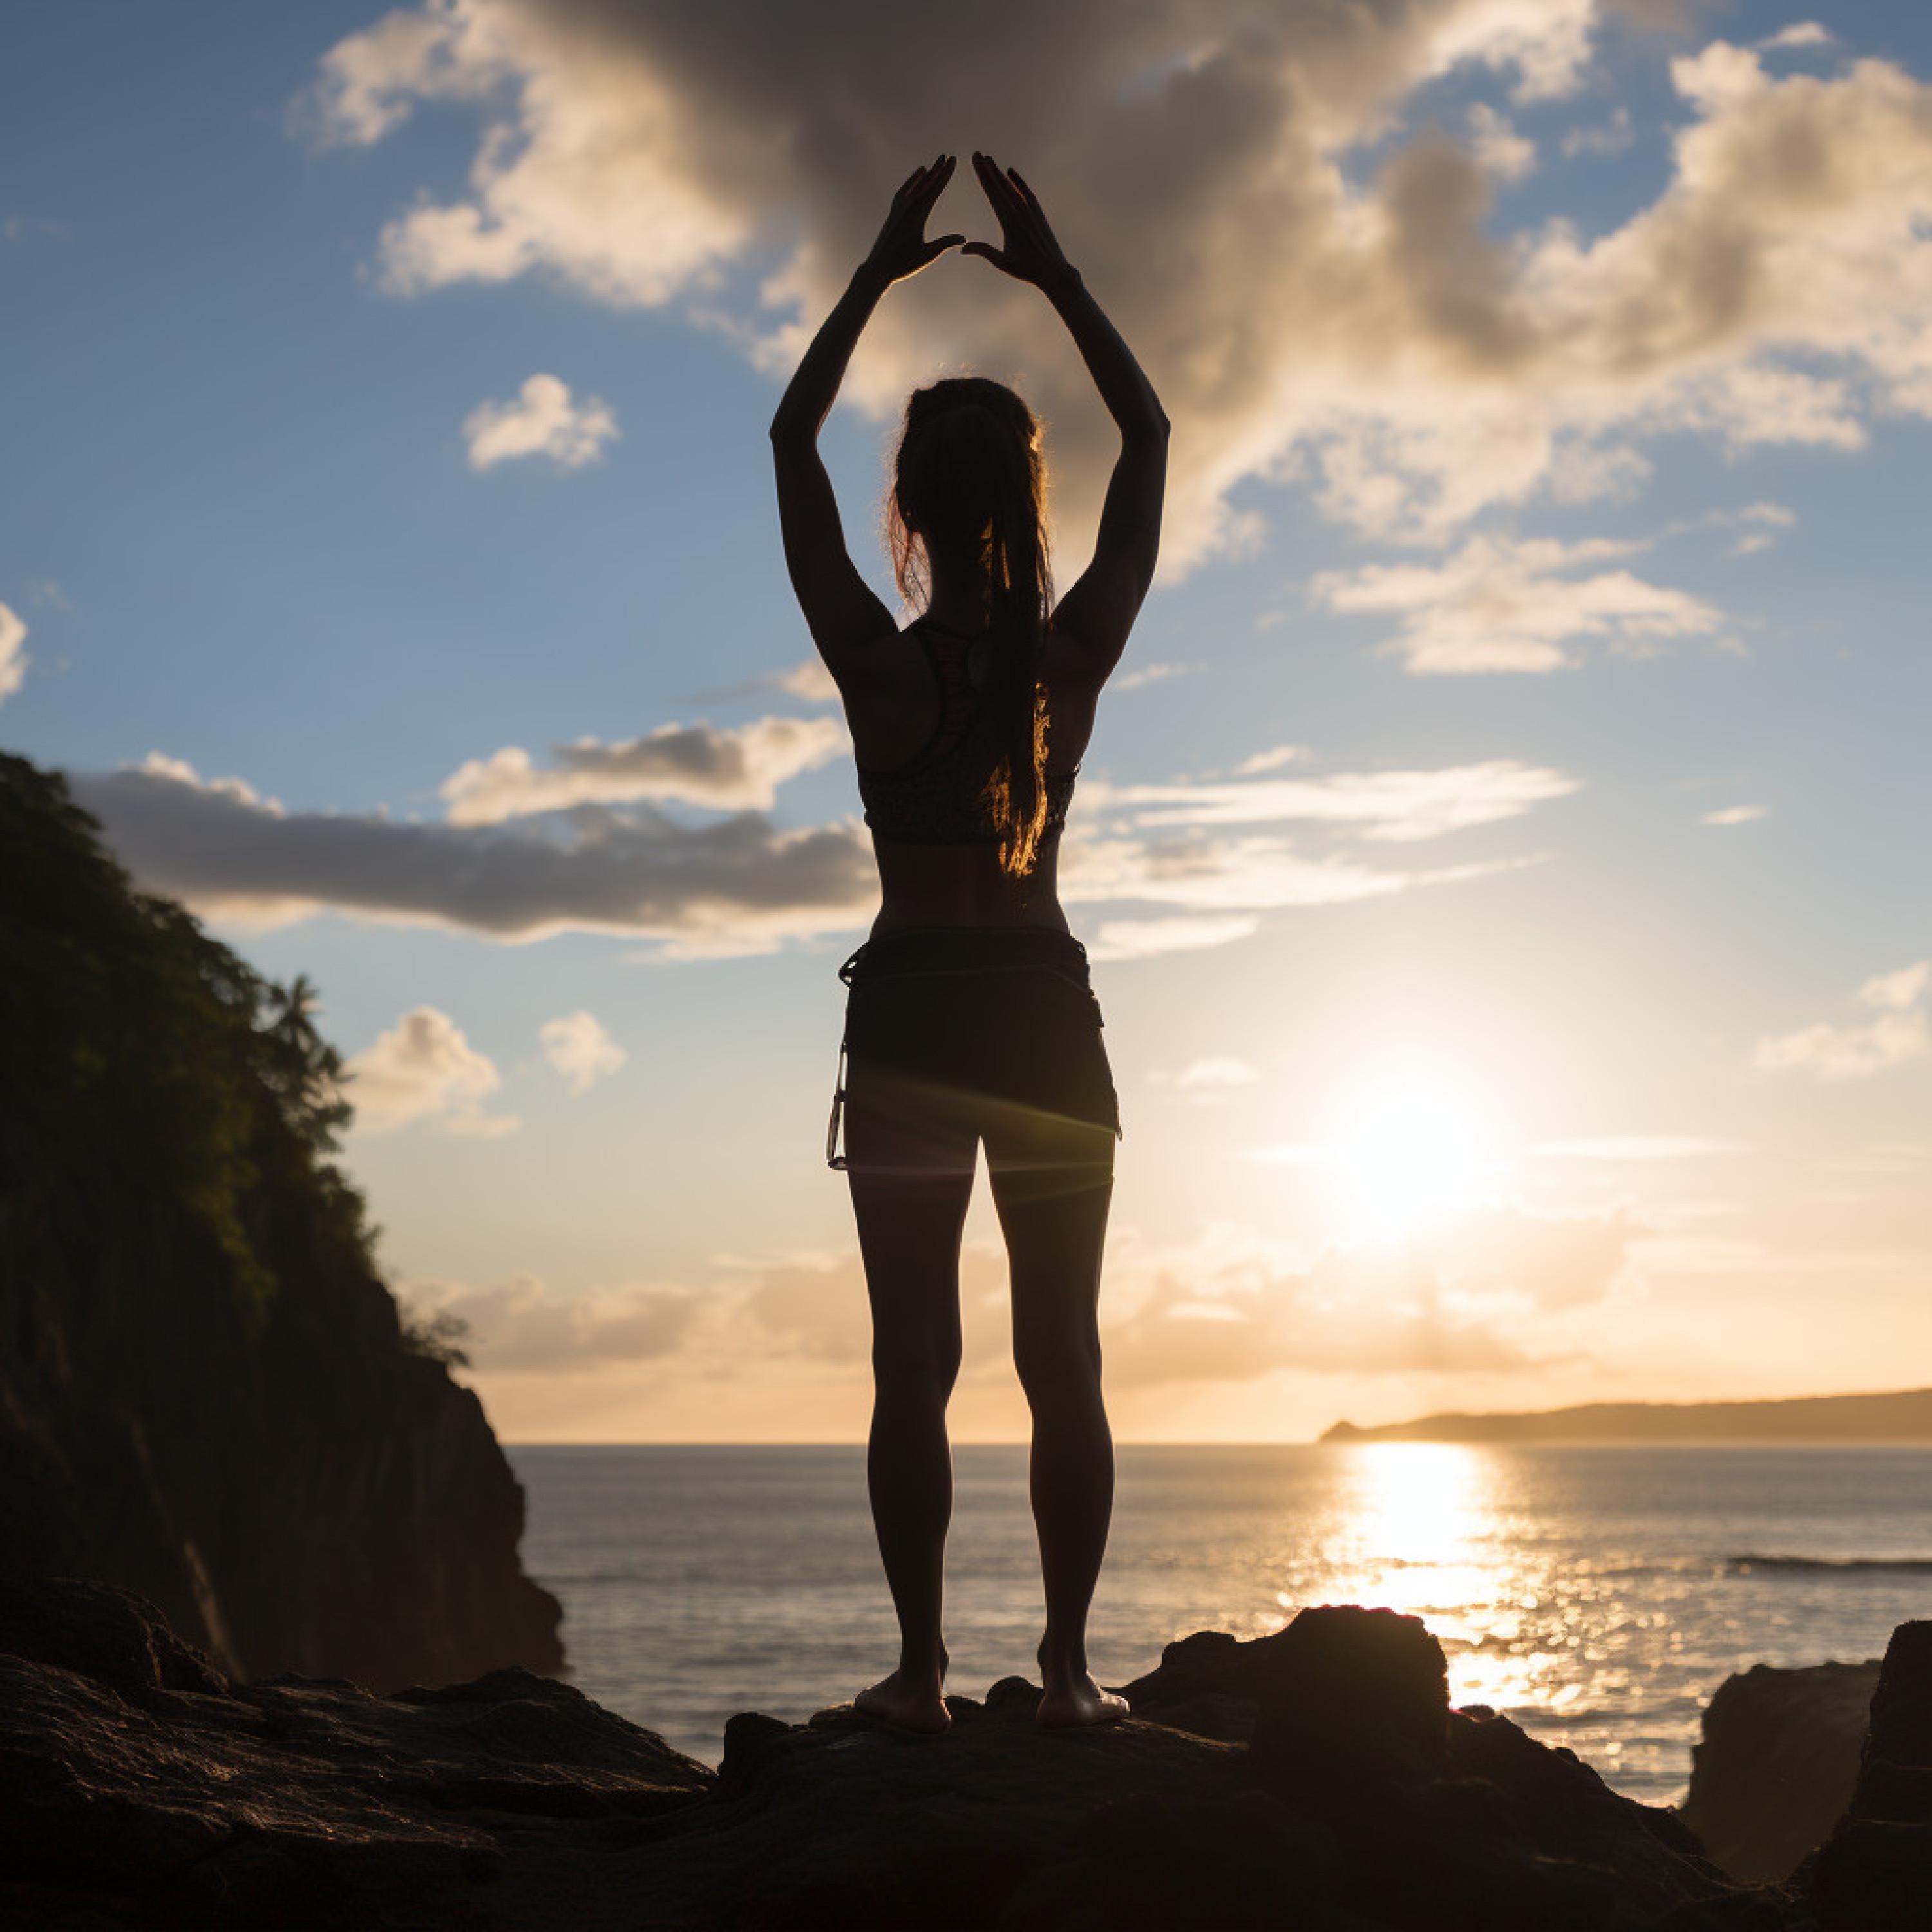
[1727,1553,1932,1575]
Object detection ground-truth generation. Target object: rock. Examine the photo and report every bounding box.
[0,1581,1792,1932]
[1809,1621,1932,1931]
[1681,1659,1880,1881]
[1249,1604,1451,1785]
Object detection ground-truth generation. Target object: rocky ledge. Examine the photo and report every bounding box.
[5,1575,1929,1932]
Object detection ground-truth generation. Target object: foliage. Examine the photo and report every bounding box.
[399,1309,473,1368]
[0,753,375,1315]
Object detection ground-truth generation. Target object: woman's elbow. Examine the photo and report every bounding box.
[768,405,817,448]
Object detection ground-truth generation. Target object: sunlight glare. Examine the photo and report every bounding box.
[1336,1088,1484,1238]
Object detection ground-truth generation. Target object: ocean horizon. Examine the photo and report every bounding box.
[509,1441,1932,1803]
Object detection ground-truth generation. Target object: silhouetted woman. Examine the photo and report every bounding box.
[770,153,1167,1732]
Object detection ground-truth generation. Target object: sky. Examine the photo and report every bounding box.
[4,0,1929,1443]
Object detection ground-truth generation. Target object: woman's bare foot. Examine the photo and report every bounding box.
[1036,1669,1129,1729]
[1036,1639,1129,1728]
[855,1661,950,1734]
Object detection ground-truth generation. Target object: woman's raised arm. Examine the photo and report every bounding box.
[769,157,963,686]
[965,152,1168,683]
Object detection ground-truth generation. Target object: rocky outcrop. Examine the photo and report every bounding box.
[1810,1622,1932,1931]
[1,1577,1821,1932]
[1682,1658,1881,1882]
[0,754,561,1689]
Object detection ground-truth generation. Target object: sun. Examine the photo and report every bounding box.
[1334,1088,1485,1239]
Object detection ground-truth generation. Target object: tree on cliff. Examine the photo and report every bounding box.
[0,753,560,1685]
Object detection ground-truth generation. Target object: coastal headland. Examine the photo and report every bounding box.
[1323,1388,1932,1445]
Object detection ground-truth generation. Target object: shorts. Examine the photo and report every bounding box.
[826,925,1122,1193]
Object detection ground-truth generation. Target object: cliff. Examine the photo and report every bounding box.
[1322,1388,1932,1444]
[0,753,561,1687]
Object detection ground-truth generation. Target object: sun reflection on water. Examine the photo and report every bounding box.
[1306,1443,1564,1721]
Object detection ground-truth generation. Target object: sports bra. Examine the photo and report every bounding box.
[856,617,1079,846]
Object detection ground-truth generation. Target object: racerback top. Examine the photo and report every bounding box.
[855,617,1078,846]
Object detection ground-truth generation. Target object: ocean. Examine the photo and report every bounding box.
[507,1442,1932,1803]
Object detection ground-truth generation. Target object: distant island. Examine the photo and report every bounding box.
[1321,1388,1932,1444]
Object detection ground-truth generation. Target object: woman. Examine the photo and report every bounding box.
[770,152,1168,1732]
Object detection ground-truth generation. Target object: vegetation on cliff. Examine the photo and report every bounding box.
[0,753,560,1685]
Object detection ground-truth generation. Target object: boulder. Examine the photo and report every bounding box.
[1681,1659,1880,1880]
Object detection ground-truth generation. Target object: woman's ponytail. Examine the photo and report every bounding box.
[889,379,1052,876]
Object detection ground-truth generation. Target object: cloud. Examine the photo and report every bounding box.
[1233,745,1305,777]
[1535,1135,1744,1159]
[539,1010,626,1093]
[1562,105,1634,157]
[1088,757,1579,837]
[1467,102,1536,182]
[1175,1056,1262,1092]
[773,658,839,702]
[440,715,846,821]
[70,758,876,957]
[0,601,28,703]
[413,1202,1640,1387]
[1113,661,1200,692]
[402,1274,701,1368]
[1085,915,1261,962]
[692,658,842,705]
[1759,23,1832,53]
[1701,803,1765,826]
[1754,961,1931,1079]
[307,5,1932,562]
[1099,1205,1642,1387]
[463,372,617,469]
[1062,831,1545,958]
[345,1006,518,1135]
[1312,535,1727,673]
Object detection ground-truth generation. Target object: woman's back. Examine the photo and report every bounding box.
[849,614,1097,934]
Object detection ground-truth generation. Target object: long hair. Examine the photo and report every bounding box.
[887,377,1052,876]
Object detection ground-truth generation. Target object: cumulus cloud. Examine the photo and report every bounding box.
[1754,961,1931,1079]
[410,1202,1639,1388]
[0,601,28,703]
[345,1006,518,1135]
[306,3,1932,566]
[402,1274,701,1368]
[1312,535,1727,673]
[539,1009,626,1092]
[463,372,617,469]
[70,758,876,957]
[1099,1206,1642,1387]
[1467,102,1536,182]
[440,715,846,821]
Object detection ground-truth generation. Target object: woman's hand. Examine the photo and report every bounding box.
[962,151,1079,291]
[861,155,966,289]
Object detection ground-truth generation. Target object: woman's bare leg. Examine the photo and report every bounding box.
[846,1099,976,1732]
[987,1122,1126,1728]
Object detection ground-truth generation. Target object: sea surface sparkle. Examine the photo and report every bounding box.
[509,1443,1932,1801]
